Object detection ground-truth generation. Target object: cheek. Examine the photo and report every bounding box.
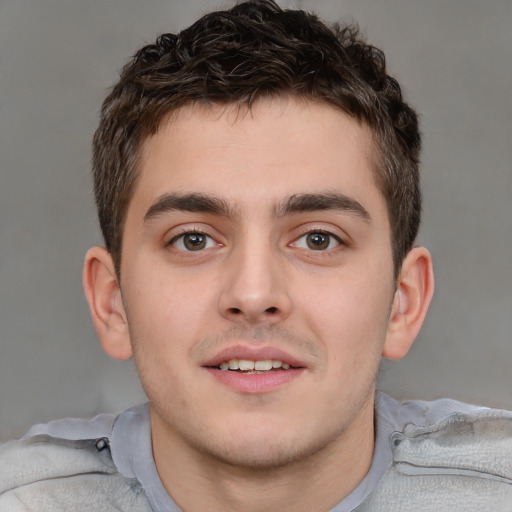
[298,268,393,361]
[124,277,208,410]
[122,268,218,373]
[127,260,214,324]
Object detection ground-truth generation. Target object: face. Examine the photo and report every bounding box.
[119,98,397,469]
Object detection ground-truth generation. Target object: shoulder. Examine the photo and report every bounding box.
[0,414,152,512]
[359,403,512,511]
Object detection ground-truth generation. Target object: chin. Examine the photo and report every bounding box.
[202,441,319,471]
[188,419,343,472]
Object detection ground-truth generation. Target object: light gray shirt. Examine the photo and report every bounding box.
[2,392,485,511]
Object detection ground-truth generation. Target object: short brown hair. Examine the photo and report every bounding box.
[92,0,421,278]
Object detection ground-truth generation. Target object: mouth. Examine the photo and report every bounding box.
[213,358,293,373]
[203,348,306,394]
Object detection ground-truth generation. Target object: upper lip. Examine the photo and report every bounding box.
[202,345,307,369]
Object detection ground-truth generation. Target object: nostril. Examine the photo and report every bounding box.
[229,307,242,315]
[265,307,278,314]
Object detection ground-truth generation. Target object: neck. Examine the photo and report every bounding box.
[150,394,376,512]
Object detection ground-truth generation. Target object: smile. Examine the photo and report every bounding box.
[217,359,291,371]
[205,350,305,394]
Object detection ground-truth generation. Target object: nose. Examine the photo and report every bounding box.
[218,238,292,325]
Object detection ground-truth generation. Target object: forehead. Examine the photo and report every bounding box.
[131,98,385,222]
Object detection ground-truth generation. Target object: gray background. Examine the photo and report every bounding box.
[0,0,510,439]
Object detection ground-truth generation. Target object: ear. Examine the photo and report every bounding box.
[82,246,133,360]
[382,246,434,360]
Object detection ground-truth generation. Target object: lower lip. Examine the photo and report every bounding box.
[205,368,304,394]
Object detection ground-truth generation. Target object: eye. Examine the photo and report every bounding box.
[292,231,341,251]
[170,232,217,252]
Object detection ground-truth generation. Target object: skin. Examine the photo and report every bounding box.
[84,98,434,511]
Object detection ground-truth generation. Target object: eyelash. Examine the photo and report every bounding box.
[166,228,346,254]
[291,229,345,252]
[168,229,218,252]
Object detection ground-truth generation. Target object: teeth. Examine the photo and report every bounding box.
[254,360,272,371]
[218,359,291,371]
[238,360,254,371]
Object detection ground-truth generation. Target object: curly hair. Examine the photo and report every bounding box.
[92,0,421,278]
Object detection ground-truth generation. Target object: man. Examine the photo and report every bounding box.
[1,1,512,510]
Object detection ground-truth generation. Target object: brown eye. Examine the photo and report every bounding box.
[183,233,207,250]
[171,232,216,252]
[292,231,341,251]
[306,233,330,250]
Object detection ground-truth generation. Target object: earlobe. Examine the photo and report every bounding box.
[382,246,434,360]
[82,247,133,360]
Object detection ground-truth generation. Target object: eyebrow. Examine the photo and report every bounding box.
[275,192,371,222]
[144,192,236,223]
[143,191,370,223]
